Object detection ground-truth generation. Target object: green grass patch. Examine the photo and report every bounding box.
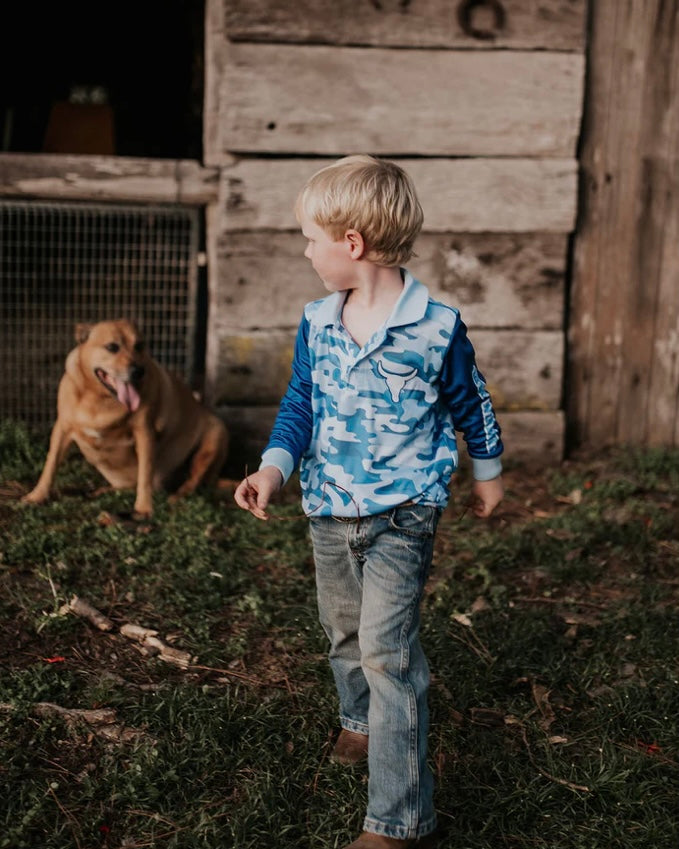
[1,422,678,848]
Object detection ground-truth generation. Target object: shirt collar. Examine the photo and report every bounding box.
[314,269,430,328]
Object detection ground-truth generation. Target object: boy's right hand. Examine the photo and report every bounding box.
[234,466,284,520]
[471,474,504,519]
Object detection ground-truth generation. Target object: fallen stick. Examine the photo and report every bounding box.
[519,725,590,793]
[61,596,194,669]
[1,701,150,744]
[120,623,193,668]
[60,595,114,631]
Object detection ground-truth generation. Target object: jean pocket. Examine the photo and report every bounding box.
[388,504,440,538]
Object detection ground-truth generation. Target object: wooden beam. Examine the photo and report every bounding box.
[215,231,567,331]
[204,0,226,166]
[220,158,577,233]
[0,154,221,204]
[223,0,586,51]
[219,44,584,157]
[569,0,679,448]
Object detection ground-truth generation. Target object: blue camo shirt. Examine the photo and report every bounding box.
[260,270,503,518]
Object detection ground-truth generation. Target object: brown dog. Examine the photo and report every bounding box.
[22,319,228,517]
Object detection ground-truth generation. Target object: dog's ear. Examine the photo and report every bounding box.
[75,323,93,344]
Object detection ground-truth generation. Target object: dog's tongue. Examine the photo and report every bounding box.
[116,379,141,413]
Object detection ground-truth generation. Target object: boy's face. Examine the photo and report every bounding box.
[299,213,358,293]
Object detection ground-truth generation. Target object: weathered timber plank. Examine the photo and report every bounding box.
[411,234,566,329]
[0,154,221,204]
[214,331,297,406]
[474,330,563,412]
[224,0,586,51]
[220,44,584,157]
[216,232,323,330]
[611,4,676,446]
[649,157,679,444]
[221,158,577,233]
[204,0,226,165]
[215,231,566,331]
[491,410,564,463]
[205,201,224,403]
[631,6,679,447]
[219,405,564,472]
[211,329,562,410]
[569,0,679,448]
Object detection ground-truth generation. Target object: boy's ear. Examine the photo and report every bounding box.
[345,229,365,259]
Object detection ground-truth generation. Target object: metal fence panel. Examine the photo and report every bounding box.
[0,200,200,428]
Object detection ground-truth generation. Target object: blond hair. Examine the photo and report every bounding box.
[295,155,424,267]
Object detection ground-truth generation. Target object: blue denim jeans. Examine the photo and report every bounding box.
[309,503,440,840]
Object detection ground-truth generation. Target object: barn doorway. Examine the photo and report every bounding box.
[0,2,209,429]
[1,0,204,159]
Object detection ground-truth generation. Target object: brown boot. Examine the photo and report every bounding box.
[342,832,437,849]
[330,729,369,765]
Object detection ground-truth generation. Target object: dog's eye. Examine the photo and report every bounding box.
[105,343,120,353]
[134,341,145,352]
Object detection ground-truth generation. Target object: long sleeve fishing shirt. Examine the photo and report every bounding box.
[260,270,503,518]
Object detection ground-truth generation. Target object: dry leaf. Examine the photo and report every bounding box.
[451,613,473,628]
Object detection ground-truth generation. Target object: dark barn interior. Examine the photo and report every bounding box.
[1,0,204,160]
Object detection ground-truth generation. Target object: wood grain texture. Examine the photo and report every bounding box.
[569,0,679,447]
[215,231,566,331]
[0,154,220,204]
[219,44,584,157]
[204,0,226,165]
[224,0,586,51]
[220,158,577,233]
[211,328,562,410]
[412,234,566,329]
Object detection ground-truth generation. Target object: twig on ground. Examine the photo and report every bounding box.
[190,662,272,687]
[120,623,193,668]
[1,701,151,744]
[47,784,83,849]
[61,595,114,631]
[517,724,590,793]
[512,596,609,610]
[449,618,495,665]
[60,593,194,668]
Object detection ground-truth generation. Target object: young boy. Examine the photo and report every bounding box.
[234,155,504,849]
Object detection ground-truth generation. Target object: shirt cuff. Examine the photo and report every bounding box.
[471,456,503,481]
[260,447,296,485]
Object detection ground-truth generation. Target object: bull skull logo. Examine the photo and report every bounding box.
[376,360,418,402]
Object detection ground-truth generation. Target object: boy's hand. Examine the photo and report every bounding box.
[471,475,504,518]
[234,466,284,520]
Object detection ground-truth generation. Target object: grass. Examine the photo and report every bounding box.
[0,419,678,848]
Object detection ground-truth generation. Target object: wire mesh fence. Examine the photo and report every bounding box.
[0,200,200,429]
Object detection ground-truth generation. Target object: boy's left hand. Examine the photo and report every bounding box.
[471,475,504,518]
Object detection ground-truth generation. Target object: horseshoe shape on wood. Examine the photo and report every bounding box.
[457,0,506,41]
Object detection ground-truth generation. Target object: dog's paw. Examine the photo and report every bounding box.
[21,490,48,505]
[132,508,153,521]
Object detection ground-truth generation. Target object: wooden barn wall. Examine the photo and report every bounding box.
[569,0,679,448]
[205,0,587,467]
